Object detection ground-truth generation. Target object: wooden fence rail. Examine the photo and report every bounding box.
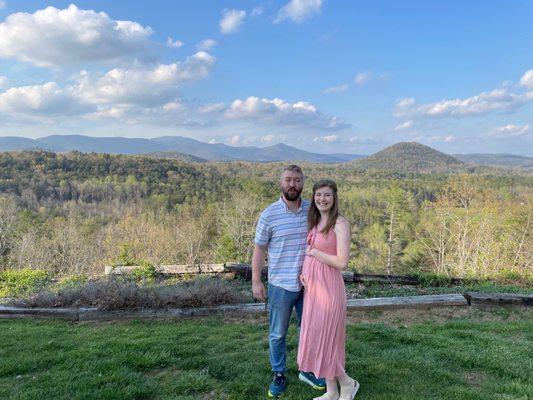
[105,263,468,286]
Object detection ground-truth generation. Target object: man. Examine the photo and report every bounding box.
[252,164,326,397]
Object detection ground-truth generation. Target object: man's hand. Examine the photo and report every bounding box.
[252,280,267,301]
[300,274,308,288]
[251,244,267,301]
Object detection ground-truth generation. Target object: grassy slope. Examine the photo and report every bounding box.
[0,310,532,400]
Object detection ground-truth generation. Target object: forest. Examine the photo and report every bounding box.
[0,150,531,283]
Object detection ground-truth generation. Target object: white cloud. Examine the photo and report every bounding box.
[220,9,246,34]
[251,6,264,17]
[166,37,184,48]
[444,135,456,142]
[162,101,185,112]
[0,75,7,90]
[199,102,225,113]
[323,84,348,94]
[354,71,374,85]
[487,124,532,138]
[519,69,533,89]
[354,70,390,85]
[394,120,413,131]
[227,135,241,146]
[74,51,215,107]
[275,0,323,24]
[395,97,415,108]
[224,96,349,131]
[261,134,275,142]
[0,4,154,67]
[197,39,217,51]
[394,89,533,119]
[0,82,91,117]
[313,134,338,142]
[86,105,131,121]
[0,51,215,123]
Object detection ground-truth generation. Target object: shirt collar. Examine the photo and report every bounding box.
[278,196,304,214]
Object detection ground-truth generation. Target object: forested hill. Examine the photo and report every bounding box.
[352,142,467,173]
[0,151,235,205]
[0,150,531,279]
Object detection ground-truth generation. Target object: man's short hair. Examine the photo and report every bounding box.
[280,164,304,179]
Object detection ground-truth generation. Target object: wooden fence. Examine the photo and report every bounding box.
[105,262,467,286]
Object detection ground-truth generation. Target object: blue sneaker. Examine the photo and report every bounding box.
[268,372,287,397]
[298,371,326,390]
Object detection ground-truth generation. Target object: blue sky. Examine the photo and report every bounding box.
[0,1,532,155]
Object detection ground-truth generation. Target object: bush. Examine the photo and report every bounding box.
[410,271,453,287]
[54,274,89,290]
[129,262,158,283]
[0,268,51,298]
[10,276,249,310]
[114,243,138,266]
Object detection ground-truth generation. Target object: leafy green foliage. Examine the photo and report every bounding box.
[0,150,531,283]
[0,268,51,298]
[129,262,158,283]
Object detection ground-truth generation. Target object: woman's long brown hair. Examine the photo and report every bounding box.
[308,179,339,234]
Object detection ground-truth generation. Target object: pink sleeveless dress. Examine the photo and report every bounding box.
[297,226,347,380]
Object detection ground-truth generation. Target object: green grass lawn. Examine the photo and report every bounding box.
[1,308,532,400]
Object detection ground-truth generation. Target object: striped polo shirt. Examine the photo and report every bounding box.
[254,197,310,292]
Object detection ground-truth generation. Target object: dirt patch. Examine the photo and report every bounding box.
[145,366,182,377]
[346,304,533,327]
[218,304,533,327]
[464,371,487,387]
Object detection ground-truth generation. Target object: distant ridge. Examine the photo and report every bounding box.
[453,153,533,170]
[0,135,364,163]
[0,135,529,171]
[353,142,465,173]
[144,151,208,163]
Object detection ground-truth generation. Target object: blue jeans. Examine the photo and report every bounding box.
[268,283,304,373]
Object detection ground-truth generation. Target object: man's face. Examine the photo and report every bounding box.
[280,170,304,201]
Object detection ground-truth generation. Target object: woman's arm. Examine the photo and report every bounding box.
[306,219,351,270]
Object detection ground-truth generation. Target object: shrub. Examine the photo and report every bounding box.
[10,276,249,310]
[114,243,138,266]
[0,268,51,298]
[54,274,89,290]
[129,262,158,283]
[410,271,452,287]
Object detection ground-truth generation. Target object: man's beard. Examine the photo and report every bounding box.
[282,187,302,201]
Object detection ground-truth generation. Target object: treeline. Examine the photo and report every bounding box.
[0,150,531,283]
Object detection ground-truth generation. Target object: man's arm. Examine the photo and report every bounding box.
[251,244,267,301]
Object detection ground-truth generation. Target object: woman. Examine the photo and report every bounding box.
[297,179,359,400]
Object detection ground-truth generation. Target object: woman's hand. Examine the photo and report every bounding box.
[305,245,316,257]
[300,274,308,288]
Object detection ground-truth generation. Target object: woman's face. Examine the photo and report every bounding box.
[314,186,334,212]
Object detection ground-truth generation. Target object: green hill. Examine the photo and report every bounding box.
[354,142,466,173]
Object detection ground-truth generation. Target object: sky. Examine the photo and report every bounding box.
[0,0,532,155]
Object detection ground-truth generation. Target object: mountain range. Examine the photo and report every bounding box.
[0,135,364,163]
[0,135,531,171]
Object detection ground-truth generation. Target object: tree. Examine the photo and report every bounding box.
[0,196,18,270]
[383,183,413,274]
